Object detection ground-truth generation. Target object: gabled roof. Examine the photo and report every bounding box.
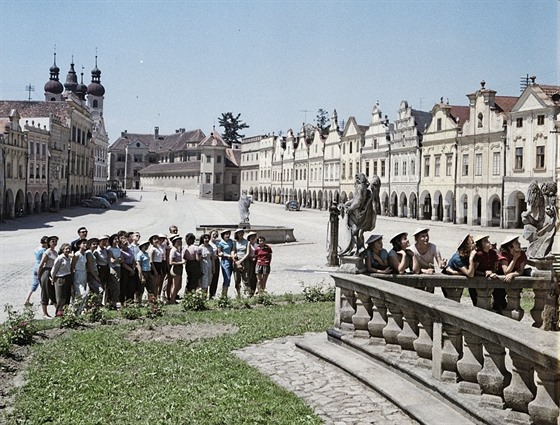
[139,161,201,175]
[449,106,470,125]
[411,109,432,132]
[0,100,73,121]
[538,84,560,98]
[109,129,205,153]
[225,148,241,167]
[493,96,518,113]
[198,131,228,148]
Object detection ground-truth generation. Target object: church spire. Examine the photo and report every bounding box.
[64,56,78,92]
[44,48,63,100]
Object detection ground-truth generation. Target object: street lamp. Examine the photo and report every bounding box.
[383,115,391,215]
[66,143,71,208]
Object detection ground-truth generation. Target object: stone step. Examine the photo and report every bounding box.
[296,332,480,425]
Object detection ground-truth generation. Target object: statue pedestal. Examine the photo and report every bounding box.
[338,255,366,274]
[527,256,554,274]
[238,222,251,230]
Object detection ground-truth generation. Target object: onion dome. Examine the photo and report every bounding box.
[44,52,63,94]
[76,69,87,100]
[87,55,105,96]
[64,60,78,92]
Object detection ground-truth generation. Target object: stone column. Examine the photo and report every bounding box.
[503,288,524,321]
[441,324,462,383]
[457,332,483,395]
[443,204,450,222]
[503,352,536,414]
[367,296,387,344]
[339,288,356,331]
[475,288,493,310]
[352,292,373,338]
[382,302,403,352]
[527,366,559,425]
[413,314,433,369]
[478,340,511,409]
[531,288,547,328]
[397,306,418,352]
[431,203,438,221]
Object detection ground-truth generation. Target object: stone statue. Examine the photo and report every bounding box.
[522,180,558,259]
[339,173,380,256]
[238,192,251,223]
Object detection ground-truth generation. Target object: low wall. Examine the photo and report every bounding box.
[196,224,296,244]
[331,273,559,425]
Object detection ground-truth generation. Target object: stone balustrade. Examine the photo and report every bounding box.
[331,273,559,425]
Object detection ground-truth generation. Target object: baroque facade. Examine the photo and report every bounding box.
[240,79,560,230]
[0,54,108,221]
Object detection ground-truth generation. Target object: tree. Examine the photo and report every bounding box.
[315,108,329,136]
[218,112,249,146]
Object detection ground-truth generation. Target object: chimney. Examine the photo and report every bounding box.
[154,126,159,138]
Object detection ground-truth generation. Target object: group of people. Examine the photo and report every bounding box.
[25,225,273,318]
[362,227,528,311]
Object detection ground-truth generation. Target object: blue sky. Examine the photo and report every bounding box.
[0,0,557,143]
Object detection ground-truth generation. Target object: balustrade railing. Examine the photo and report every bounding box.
[331,273,559,425]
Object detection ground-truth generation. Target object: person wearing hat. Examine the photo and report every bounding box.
[198,233,217,298]
[208,230,221,298]
[217,230,234,298]
[182,233,201,293]
[469,234,499,307]
[24,235,49,307]
[498,235,528,284]
[410,228,446,275]
[232,228,251,298]
[388,232,417,274]
[254,235,273,293]
[364,234,391,274]
[444,234,476,279]
[85,238,103,296]
[136,240,154,301]
[161,225,179,302]
[37,236,59,318]
[148,234,165,299]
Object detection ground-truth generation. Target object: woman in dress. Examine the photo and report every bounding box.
[107,234,122,308]
[217,230,234,298]
[198,233,216,297]
[85,238,103,296]
[168,235,184,304]
[363,234,391,274]
[232,228,251,298]
[71,239,89,302]
[24,236,48,306]
[182,233,201,293]
[387,232,417,274]
[37,236,58,318]
[148,234,164,300]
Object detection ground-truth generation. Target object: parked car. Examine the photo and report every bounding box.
[105,191,118,203]
[82,196,111,209]
[285,200,300,211]
[97,193,115,204]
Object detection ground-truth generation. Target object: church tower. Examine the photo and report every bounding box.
[87,56,105,116]
[64,58,78,93]
[44,52,64,101]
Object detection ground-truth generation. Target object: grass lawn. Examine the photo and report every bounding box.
[5,300,333,425]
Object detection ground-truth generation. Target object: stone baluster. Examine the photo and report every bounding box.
[382,302,403,352]
[352,292,372,338]
[530,288,546,328]
[475,288,493,310]
[339,288,356,331]
[442,287,463,303]
[477,340,511,409]
[440,324,462,383]
[503,352,536,415]
[527,366,559,425]
[367,296,387,344]
[413,314,433,369]
[397,306,418,352]
[457,332,483,395]
[503,288,524,321]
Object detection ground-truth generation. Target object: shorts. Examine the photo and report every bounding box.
[256,265,270,275]
[152,261,163,275]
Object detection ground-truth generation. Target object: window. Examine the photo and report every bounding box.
[35,165,40,179]
[477,113,483,128]
[394,161,399,176]
[373,161,378,176]
[206,154,211,163]
[380,160,386,177]
[424,156,430,177]
[446,154,452,176]
[411,160,415,176]
[349,142,353,154]
[197,153,201,160]
[373,138,377,149]
[516,118,523,128]
[217,155,222,163]
[342,144,345,155]
[515,147,523,169]
[29,142,34,155]
[437,118,442,131]
[434,155,441,177]
[205,173,211,184]
[134,155,142,162]
[215,173,221,184]
[349,162,353,178]
[493,152,500,175]
[365,161,370,177]
[133,170,139,176]
[536,146,545,168]
[402,161,407,175]
[117,154,125,162]
[475,153,482,176]
[342,163,346,179]
[462,154,469,176]
[231,174,238,184]
[537,115,545,126]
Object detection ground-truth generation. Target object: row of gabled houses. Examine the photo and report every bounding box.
[239,79,559,229]
[0,54,108,221]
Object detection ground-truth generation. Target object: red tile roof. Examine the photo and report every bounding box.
[449,106,470,125]
[110,129,205,153]
[139,161,201,175]
[494,96,518,113]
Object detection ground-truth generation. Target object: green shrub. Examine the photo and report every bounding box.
[60,303,84,329]
[145,297,164,318]
[181,291,208,312]
[216,295,233,309]
[3,304,36,345]
[255,292,274,306]
[302,281,336,303]
[0,328,11,356]
[120,302,143,320]
[83,294,106,323]
[283,292,295,304]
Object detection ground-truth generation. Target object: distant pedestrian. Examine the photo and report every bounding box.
[182,189,185,195]
[163,193,168,201]
[175,193,177,201]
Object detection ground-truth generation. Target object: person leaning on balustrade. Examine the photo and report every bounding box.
[387,232,417,274]
[470,234,499,307]
[410,227,446,275]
